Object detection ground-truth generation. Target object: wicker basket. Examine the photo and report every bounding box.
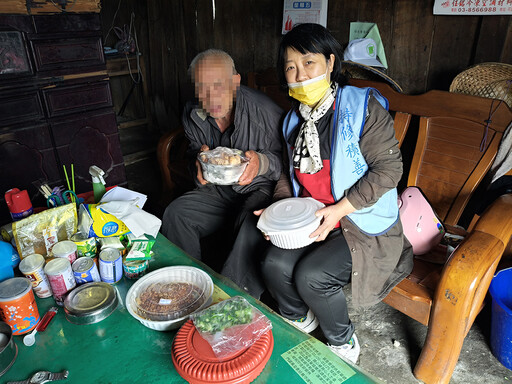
[450,62,512,108]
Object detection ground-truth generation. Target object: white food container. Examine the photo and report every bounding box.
[198,147,249,185]
[257,197,325,249]
[126,266,214,331]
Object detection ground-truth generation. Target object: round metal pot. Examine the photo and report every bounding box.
[0,321,17,377]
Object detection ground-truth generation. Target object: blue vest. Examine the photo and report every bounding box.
[283,86,399,235]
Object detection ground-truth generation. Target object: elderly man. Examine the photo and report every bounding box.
[161,49,283,287]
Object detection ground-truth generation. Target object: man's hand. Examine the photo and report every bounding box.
[196,145,210,185]
[238,150,259,185]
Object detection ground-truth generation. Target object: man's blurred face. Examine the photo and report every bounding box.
[194,56,240,119]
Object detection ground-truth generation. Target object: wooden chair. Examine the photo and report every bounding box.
[156,127,193,205]
[347,79,512,384]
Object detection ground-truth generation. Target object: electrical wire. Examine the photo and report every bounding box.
[49,0,77,12]
[125,11,143,85]
[103,0,123,47]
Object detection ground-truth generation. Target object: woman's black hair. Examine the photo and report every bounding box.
[277,23,347,89]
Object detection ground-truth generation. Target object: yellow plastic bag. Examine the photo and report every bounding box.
[13,203,77,259]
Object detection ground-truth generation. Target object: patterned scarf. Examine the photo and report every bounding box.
[293,85,337,174]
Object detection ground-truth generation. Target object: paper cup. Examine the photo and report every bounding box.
[18,254,52,298]
[52,241,77,264]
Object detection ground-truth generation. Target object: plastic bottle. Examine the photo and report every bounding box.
[89,166,106,203]
[5,188,33,221]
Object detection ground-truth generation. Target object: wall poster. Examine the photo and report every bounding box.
[434,0,512,15]
[282,0,328,34]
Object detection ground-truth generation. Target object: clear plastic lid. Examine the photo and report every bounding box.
[257,197,325,234]
[132,267,210,321]
[197,147,249,185]
[197,147,248,167]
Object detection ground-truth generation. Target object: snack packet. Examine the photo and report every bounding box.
[125,239,155,261]
[79,203,130,238]
[190,296,272,359]
[13,203,77,259]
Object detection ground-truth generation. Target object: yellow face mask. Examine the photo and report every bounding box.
[288,72,331,106]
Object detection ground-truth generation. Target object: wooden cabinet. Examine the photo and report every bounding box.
[0,13,126,225]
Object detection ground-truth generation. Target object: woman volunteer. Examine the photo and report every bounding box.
[260,23,413,363]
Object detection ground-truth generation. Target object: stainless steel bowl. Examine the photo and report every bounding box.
[0,321,17,377]
[63,282,118,325]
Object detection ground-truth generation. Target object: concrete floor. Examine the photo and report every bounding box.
[302,285,512,384]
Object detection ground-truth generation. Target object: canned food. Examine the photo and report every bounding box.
[72,257,101,285]
[0,277,40,335]
[71,233,97,258]
[18,254,52,298]
[52,241,77,264]
[99,248,123,284]
[44,258,76,306]
[122,258,149,280]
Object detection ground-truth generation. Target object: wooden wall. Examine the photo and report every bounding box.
[101,0,511,133]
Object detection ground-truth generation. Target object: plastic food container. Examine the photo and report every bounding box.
[198,147,249,185]
[257,197,325,249]
[126,266,214,331]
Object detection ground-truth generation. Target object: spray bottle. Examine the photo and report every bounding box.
[89,165,106,203]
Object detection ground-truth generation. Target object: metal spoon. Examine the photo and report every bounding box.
[23,306,58,347]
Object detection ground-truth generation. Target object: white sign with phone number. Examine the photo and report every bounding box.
[434,0,512,15]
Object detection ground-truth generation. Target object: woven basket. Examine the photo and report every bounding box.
[450,62,512,108]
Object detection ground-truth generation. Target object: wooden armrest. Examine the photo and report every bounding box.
[473,194,512,245]
[430,194,512,333]
[157,128,186,193]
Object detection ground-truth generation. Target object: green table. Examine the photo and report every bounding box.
[4,235,380,384]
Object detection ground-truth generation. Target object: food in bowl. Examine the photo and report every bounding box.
[126,266,214,331]
[198,147,249,185]
[136,282,203,321]
[257,197,325,249]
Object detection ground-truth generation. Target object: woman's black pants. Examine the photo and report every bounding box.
[261,228,355,346]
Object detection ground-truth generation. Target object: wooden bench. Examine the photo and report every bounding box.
[157,75,512,384]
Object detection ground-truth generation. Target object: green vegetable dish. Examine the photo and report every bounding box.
[193,297,253,333]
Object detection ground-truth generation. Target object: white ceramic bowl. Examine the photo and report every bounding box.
[126,266,214,331]
[257,197,325,249]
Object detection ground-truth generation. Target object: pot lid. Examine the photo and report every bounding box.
[172,320,273,384]
[257,197,324,233]
[63,282,118,324]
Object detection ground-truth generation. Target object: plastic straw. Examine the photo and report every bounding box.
[71,164,76,202]
[63,165,71,191]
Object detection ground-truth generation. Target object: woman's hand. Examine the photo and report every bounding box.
[254,208,270,241]
[310,198,356,242]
